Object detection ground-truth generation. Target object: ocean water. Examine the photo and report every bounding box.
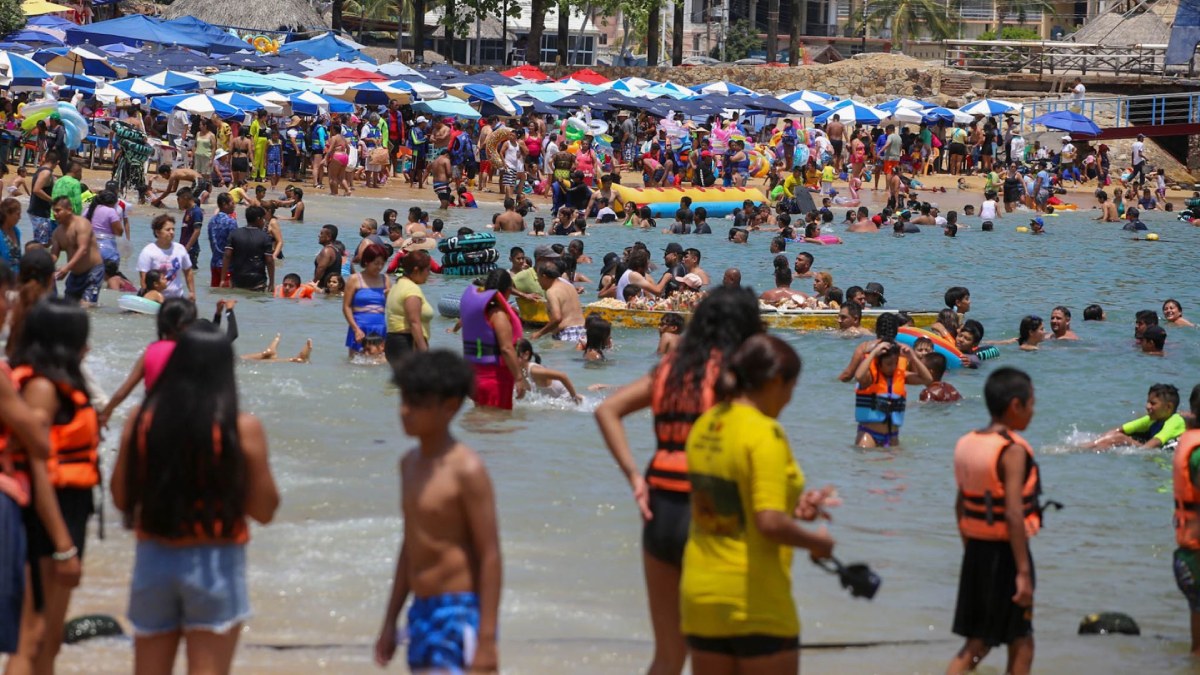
[52,192,1200,674]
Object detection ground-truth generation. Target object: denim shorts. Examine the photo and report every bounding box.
[128,540,250,635]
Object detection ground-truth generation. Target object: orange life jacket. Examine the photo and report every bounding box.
[854,356,907,428]
[954,428,1043,541]
[1174,430,1200,549]
[647,353,721,493]
[11,366,100,490]
[0,362,25,506]
[274,283,315,299]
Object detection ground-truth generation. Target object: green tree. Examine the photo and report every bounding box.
[592,0,656,60]
[865,0,958,44]
[993,0,1055,41]
[719,19,759,61]
[977,25,1041,40]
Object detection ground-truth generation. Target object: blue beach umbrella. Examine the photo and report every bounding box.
[452,83,522,117]
[644,81,694,99]
[101,77,173,101]
[287,90,353,116]
[150,93,243,119]
[814,101,887,125]
[780,90,833,106]
[143,70,215,92]
[1030,110,1102,137]
[212,91,283,115]
[0,51,51,90]
[958,98,1021,117]
[411,97,480,120]
[692,81,755,96]
[876,97,935,113]
[325,80,417,105]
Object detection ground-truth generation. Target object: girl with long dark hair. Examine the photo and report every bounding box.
[594,286,764,675]
[112,325,279,674]
[0,261,59,667]
[9,298,98,673]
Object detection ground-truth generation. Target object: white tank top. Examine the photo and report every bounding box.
[615,269,636,303]
[504,141,522,171]
[980,200,998,220]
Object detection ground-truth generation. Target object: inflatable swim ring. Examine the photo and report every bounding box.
[1049,203,1077,211]
[484,127,515,167]
[437,294,461,318]
[1016,226,1029,232]
[896,326,963,369]
[610,184,767,219]
[441,263,498,277]
[438,232,497,253]
[118,294,161,315]
[442,248,499,267]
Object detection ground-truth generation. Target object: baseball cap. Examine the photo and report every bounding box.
[680,273,704,289]
[533,244,561,259]
[1031,216,1045,226]
[664,242,684,255]
[415,116,428,124]
[864,282,887,305]
[871,214,883,226]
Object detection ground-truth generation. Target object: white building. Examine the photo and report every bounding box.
[428,2,604,66]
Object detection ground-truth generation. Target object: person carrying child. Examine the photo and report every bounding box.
[948,367,1046,675]
[374,351,501,674]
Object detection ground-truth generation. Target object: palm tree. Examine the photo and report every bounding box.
[672,0,683,65]
[332,0,344,29]
[557,0,570,64]
[646,0,660,65]
[412,0,426,61]
[766,0,779,62]
[865,0,958,45]
[993,0,1055,40]
[788,0,801,65]
[528,0,546,65]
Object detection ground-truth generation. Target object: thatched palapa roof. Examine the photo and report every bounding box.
[159,0,328,33]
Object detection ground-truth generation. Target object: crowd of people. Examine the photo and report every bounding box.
[1,73,1199,675]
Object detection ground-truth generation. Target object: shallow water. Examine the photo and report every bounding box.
[51,191,1200,673]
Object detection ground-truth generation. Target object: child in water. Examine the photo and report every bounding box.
[948,367,1041,675]
[656,312,683,355]
[580,314,612,362]
[919,352,962,402]
[138,269,166,304]
[374,351,501,673]
[241,333,312,363]
[853,339,932,448]
[1088,383,1185,450]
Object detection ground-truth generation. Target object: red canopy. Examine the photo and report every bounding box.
[317,68,389,83]
[561,68,611,85]
[501,64,551,82]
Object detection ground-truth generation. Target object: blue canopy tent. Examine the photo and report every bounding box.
[279,32,377,64]
[287,91,354,116]
[217,52,273,70]
[5,29,63,47]
[64,16,211,51]
[412,97,480,120]
[447,71,517,87]
[161,17,250,55]
[139,47,217,71]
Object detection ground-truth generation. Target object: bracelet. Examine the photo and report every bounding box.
[51,546,78,562]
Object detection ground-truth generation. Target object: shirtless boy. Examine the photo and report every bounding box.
[50,196,105,305]
[530,262,585,341]
[374,351,501,674]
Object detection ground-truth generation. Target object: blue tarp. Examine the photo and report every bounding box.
[64,15,211,50]
[279,32,376,64]
[161,17,252,55]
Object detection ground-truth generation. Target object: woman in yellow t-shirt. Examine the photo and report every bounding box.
[682,334,837,673]
[383,249,432,367]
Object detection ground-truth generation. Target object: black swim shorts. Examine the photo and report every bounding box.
[641,488,690,567]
